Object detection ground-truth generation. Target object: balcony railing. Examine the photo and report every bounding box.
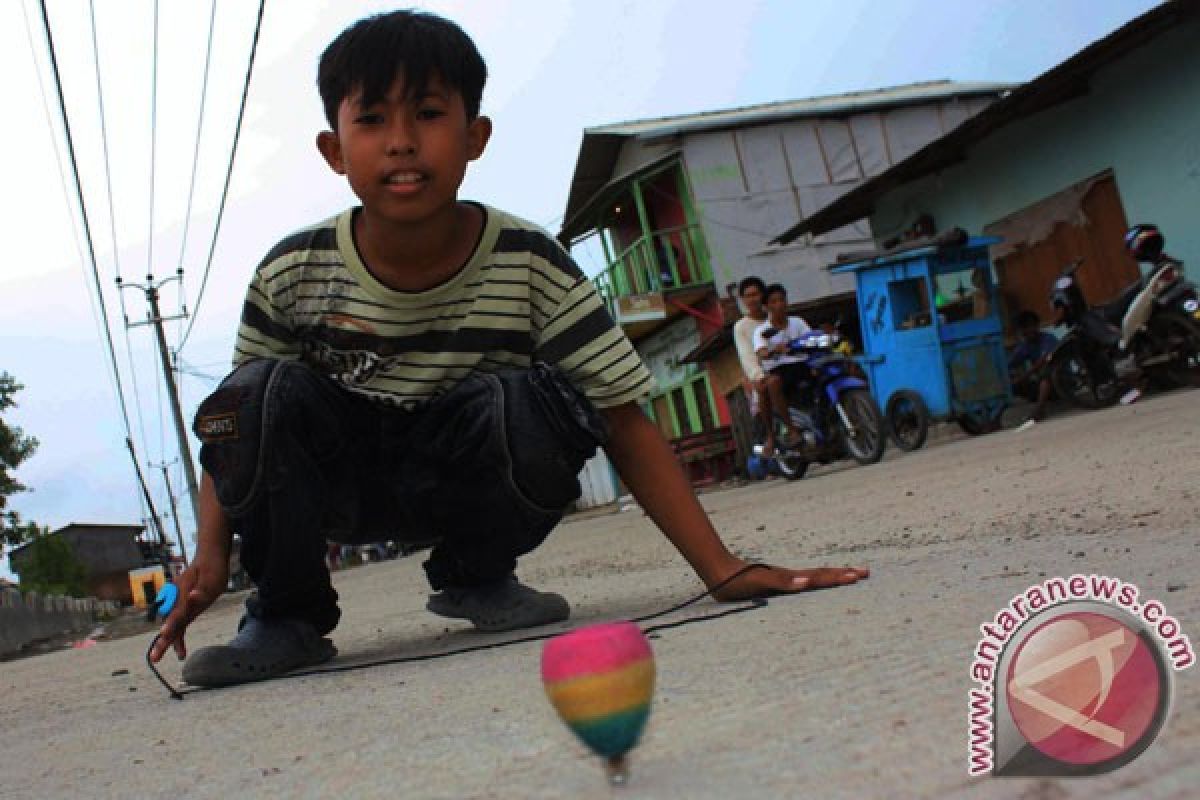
[593,223,712,316]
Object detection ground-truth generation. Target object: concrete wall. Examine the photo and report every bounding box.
[0,588,119,658]
[872,19,1200,269]
[639,316,703,390]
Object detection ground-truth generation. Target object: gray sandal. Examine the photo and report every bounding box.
[182,615,336,688]
[427,575,569,632]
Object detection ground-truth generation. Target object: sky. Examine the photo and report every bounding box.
[0,0,1161,574]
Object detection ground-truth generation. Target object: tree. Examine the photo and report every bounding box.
[1,372,43,551]
[19,533,87,597]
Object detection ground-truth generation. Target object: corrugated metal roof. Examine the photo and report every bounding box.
[585,81,1012,139]
[559,81,1013,244]
[771,0,1199,244]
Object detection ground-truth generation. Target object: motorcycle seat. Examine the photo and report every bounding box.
[1096,278,1144,326]
[1080,309,1121,348]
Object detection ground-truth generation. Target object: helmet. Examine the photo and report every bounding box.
[1125,224,1164,262]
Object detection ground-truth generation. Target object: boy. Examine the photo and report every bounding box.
[732,276,783,455]
[1008,309,1058,429]
[151,11,866,687]
[819,321,854,357]
[753,284,812,434]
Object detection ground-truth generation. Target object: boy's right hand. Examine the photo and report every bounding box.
[149,556,229,663]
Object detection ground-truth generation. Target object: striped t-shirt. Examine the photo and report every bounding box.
[234,204,653,409]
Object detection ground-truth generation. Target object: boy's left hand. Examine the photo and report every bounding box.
[710,563,869,601]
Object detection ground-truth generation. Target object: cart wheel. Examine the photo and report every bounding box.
[957,403,1006,435]
[885,390,929,451]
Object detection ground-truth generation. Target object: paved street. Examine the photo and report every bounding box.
[3,389,1198,799]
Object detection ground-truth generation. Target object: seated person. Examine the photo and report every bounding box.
[1008,309,1058,427]
[733,277,781,455]
[753,284,812,444]
[821,321,865,379]
[971,268,992,319]
[820,321,855,357]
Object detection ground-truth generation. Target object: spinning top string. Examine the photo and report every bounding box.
[144,563,771,698]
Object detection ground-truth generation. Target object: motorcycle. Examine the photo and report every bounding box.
[1047,256,1200,408]
[750,328,886,480]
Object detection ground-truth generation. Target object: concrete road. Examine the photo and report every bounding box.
[3,390,1198,799]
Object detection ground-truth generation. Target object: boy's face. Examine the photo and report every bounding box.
[316,74,491,226]
[766,292,788,319]
[739,285,764,316]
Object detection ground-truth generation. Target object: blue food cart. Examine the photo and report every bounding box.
[831,236,1011,449]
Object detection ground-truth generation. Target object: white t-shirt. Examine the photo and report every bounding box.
[733,315,767,382]
[753,316,812,371]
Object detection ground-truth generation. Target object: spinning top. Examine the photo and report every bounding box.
[541,622,655,785]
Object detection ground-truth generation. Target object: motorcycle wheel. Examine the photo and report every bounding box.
[1149,311,1200,388]
[885,390,929,451]
[775,453,809,481]
[771,413,810,481]
[839,389,887,465]
[1049,347,1119,409]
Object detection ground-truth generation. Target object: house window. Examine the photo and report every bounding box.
[652,373,720,439]
[694,378,715,433]
[671,388,695,435]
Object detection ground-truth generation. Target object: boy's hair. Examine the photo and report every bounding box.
[764,283,788,303]
[1015,309,1040,329]
[318,10,487,130]
[737,276,767,297]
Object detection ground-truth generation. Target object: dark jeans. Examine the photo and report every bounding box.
[769,362,814,409]
[192,359,608,634]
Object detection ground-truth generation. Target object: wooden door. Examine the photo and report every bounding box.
[990,175,1140,333]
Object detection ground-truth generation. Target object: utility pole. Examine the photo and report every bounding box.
[118,271,201,531]
[152,459,190,568]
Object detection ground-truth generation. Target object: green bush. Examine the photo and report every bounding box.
[21,534,88,597]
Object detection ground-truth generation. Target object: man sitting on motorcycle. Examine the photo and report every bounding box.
[1008,309,1058,429]
[753,283,813,445]
[734,276,787,456]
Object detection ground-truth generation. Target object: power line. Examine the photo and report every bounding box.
[20,1,142,524]
[122,322,154,471]
[178,0,268,352]
[84,0,155,485]
[175,358,221,383]
[87,0,124,287]
[175,0,219,281]
[34,0,137,445]
[20,3,87,324]
[146,0,160,282]
[173,0,219,364]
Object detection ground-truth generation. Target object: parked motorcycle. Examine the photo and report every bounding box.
[751,328,886,480]
[1047,246,1200,408]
